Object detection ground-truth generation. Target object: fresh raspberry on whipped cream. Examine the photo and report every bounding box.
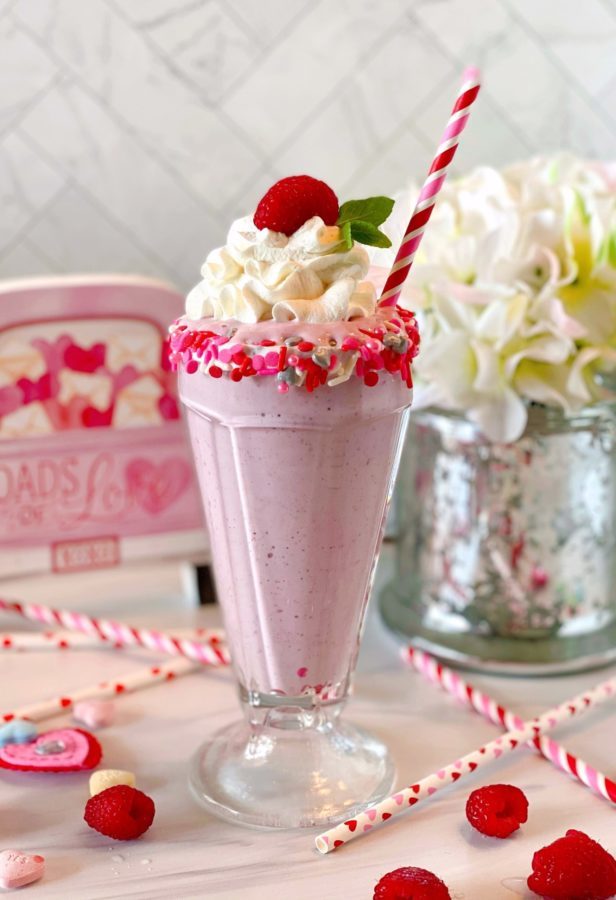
[253,175,339,236]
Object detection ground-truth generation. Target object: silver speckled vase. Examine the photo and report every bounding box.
[380,403,616,674]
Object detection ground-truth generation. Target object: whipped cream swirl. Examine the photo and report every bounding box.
[185,216,376,324]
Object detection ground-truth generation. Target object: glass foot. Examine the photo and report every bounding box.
[188,707,395,829]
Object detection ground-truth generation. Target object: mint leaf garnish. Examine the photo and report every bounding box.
[337,196,394,228]
[349,220,392,248]
[340,220,353,251]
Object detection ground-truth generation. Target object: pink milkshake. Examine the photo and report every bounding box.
[171,176,419,828]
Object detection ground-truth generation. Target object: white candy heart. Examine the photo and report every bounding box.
[0,849,45,890]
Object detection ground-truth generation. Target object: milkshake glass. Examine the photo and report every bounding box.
[171,195,418,828]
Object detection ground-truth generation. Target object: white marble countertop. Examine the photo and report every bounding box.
[1,553,615,900]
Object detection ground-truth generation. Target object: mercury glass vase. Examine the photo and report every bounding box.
[380,403,616,673]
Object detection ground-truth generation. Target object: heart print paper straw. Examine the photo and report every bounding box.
[315,673,616,853]
[404,645,616,804]
[0,598,229,667]
[0,627,218,653]
[2,658,199,724]
[379,67,481,307]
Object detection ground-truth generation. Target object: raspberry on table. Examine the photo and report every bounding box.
[527,829,616,899]
[253,175,339,236]
[465,783,528,838]
[373,866,452,899]
[84,784,155,840]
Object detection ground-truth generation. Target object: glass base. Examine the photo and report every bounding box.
[188,702,395,829]
[380,580,616,676]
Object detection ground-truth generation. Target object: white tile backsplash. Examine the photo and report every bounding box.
[1,0,615,291]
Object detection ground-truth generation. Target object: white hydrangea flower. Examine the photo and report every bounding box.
[370,154,616,442]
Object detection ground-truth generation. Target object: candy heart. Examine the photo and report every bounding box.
[90,769,135,797]
[0,728,101,772]
[73,700,115,730]
[0,850,45,889]
[0,719,37,747]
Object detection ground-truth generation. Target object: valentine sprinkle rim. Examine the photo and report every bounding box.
[168,306,419,393]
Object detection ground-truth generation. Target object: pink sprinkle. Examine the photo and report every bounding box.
[287,354,300,366]
[297,667,308,677]
[185,359,198,374]
[252,355,265,371]
[360,346,372,361]
[341,337,360,351]
[265,351,279,368]
[218,349,232,364]
[366,339,380,351]
[277,382,289,394]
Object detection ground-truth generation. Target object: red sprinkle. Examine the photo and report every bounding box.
[364,371,379,387]
[185,359,198,374]
[209,365,222,378]
[278,345,288,371]
[297,341,314,352]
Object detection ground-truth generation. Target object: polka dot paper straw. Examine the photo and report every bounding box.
[404,645,616,804]
[379,67,481,308]
[315,673,616,853]
[2,658,199,724]
[0,598,229,667]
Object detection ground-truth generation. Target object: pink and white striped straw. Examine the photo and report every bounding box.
[379,67,481,308]
[0,598,230,668]
[404,645,616,804]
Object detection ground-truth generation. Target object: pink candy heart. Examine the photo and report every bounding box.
[0,850,45,890]
[73,700,115,729]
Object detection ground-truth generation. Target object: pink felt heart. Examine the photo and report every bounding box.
[0,728,101,772]
[125,457,190,515]
[0,850,45,890]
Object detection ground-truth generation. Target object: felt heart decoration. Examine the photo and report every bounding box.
[0,728,101,772]
[0,850,45,890]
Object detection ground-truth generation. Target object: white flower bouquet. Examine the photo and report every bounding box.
[372,155,616,442]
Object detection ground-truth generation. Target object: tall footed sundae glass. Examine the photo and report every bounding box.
[170,177,419,829]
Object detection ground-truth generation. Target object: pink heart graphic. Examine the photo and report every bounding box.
[454,760,462,769]
[393,793,404,805]
[363,824,372,833]
[366,809,377,821]
[0,728,101,772]
[0,850,45,890]
[125,457,190,515]
[494,748,503,758]
[427,787,437,795]
[437,769,446,779]
[548,717,557,727]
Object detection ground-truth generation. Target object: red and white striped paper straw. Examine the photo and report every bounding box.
[0,598,230,667]
[379,67,481,308]
[404,645,616,804]
[315,673,616,853]
[2,657,199,724]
